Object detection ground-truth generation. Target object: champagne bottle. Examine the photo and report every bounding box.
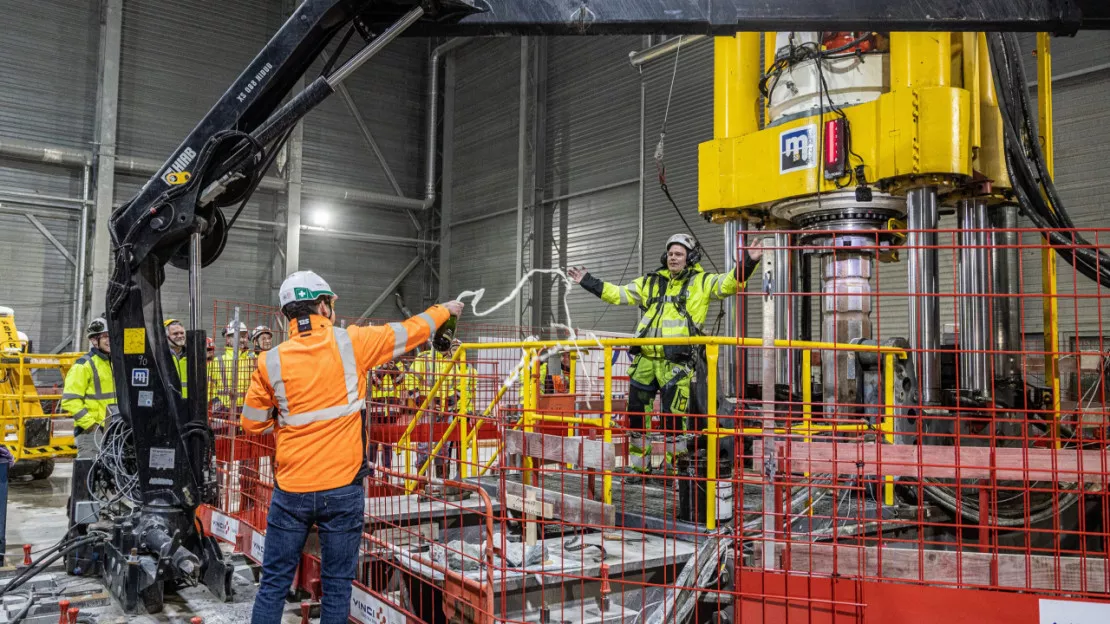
[432,313,457,352]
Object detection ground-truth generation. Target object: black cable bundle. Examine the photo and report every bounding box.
[987,32,1110,288]
[0,533,108,598]
[87,417,142,507]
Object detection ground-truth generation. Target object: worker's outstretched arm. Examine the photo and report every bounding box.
[704,249,763,301]
[241,365,276,435]
[567,267,645,307]
[349,302,462,372]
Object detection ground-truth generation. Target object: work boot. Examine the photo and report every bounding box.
[627,432,652,476]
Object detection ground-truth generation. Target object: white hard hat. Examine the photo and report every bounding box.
[223,321,248,336]
[665,233,697,252]
[87,317,109,338]
[279,271,337,307]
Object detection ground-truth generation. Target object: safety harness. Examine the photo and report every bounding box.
[636,270,704,339]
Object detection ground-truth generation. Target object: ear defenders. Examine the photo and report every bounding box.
[660,242,701,268]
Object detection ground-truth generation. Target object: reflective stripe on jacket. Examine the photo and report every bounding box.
[241,307,450,493]
[598,264,744,359]
[410,351,474,414]
[171,350,188,399]
[538,361,568,394]
[61,349,116,430]
[370,375,395,401]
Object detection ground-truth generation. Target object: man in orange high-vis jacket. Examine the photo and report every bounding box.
[242,270,462,624]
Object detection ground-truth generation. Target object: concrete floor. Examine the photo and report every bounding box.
[3,461,308,623]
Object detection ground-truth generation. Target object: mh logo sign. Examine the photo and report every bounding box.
[780,124,817,174]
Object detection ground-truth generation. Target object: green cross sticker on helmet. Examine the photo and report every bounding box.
[279,270,337,307]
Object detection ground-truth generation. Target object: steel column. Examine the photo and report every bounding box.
[438,52,457,301]
[89,0,123,318]
[907,186,940,404]
[527,38,548,329]
[991,204,1022,378]
[773,233,794,387]
[638,70,646,277]
[722,219,739,398]
[513,37,529,326]
[1037,32,1062,439]
[74,165,91,341]
[759,238,777,570]
[285,97,304,274]
[189,233,202,333]
[821,253,873,411]
[957,199,992,393]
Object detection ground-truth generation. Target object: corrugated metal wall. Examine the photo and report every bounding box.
[0,0,97,196]
[0,0,99,347]
[298,35,429,320]
[0,1,432,348]
[1015,33,1110,342]
[116,1,429,328]
[544,36,642,333]
[114,0,286,328]
[0,211,80,351]
[639,39,752,340]
[444,36,729,334]
[446,39,522,327]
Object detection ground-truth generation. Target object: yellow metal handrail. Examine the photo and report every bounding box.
[396,335,908,523]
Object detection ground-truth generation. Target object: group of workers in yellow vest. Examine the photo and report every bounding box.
[369,340,477,414]
[367,339,477,476]
[61,317,276,447]
[207,321,275,409]
[61,314,486,459]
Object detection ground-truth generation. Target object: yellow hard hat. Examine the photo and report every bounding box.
[163,318,181,328]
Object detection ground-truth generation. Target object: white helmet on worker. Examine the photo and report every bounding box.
[662,233,701,266]
[665,233,697,253]
[279,271,337,307]
[223,321,248,336]
[86,317,109,338]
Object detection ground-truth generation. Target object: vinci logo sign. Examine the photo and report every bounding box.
[350,585,406,624]
[780,124,817,174]
[209,511,239,543]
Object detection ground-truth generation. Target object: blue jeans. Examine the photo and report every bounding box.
[251,483,364,624]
